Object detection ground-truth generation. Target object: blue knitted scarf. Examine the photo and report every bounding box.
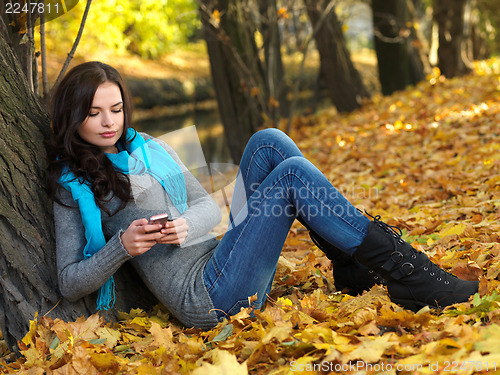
[59,128,187,310]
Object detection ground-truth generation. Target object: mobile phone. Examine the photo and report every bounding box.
[148,213,172,226]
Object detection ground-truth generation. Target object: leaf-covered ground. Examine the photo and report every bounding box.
[2,60,500,374]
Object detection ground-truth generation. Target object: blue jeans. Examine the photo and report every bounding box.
[203,128,370,319]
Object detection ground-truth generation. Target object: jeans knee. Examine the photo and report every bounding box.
[249,128,289,146]
[276,156,312,173]
[273,157,325,195]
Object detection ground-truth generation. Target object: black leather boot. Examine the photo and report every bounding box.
[296,216,385,295]
[353,216,479,311]
[308,229,385,295]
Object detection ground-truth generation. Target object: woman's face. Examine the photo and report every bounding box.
[77,82,124,153]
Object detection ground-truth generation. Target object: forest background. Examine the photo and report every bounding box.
[1,0,500,373]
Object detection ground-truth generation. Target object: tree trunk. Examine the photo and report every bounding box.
[199,0,266,164]
[0,33,157,353]
[407,0,432,78]
[433,0,472,78]
[0,1,38,89]
[372,0,426,95]
[303,0,370,113]
[257,0,288,120]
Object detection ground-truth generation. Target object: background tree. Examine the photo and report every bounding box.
[199,0,267,164]
[303,0,370,112]
[0,12,157,354]
[432,0,472,78]
[371,0,426,95]
[1,0,40,92]
[475,0,498,57]
[257,0,288,121]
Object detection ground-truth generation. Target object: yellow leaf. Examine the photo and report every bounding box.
[191,349,247,375]
[277,297,293,307]
[277,7,288,19]
[343,333,397,363]
[21,312,38,347]
[21,347,43,367]
[96,326,121,349]
[52,314,100,343]
[358,320,381,336]
[213,9,221,24]
[135,363,164,375]
[130,316,151,329]
[338,285,391,316]
[122,332,142,343]
[438,223,467,238]
[89,351,119,370]
[250,87,260,97]
[149,322,175,351]
[475,324,500,353]
[262,325,293,344]
[296,325,338,345]
[70,346,100,375]
[268,96,279,108]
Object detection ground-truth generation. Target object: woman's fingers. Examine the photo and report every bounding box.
[122,217,190,249]
[157,218,189,244]
[121,219,164,256]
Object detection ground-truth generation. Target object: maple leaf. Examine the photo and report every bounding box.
[192,349,247,375]
[95,326,121,350]
[148,322,175,351]
[342,333,398,363]
[51,314,101,343]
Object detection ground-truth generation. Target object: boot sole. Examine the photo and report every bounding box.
[390,297,438,312]
[335,283,367,296]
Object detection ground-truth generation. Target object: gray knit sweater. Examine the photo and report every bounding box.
[54,133,222,329]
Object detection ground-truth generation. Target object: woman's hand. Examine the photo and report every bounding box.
[156,218,189,245]
[121,219,164,256]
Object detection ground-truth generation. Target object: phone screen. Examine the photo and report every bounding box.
[148,213,171,225]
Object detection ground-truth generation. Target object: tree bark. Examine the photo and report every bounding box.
[257,0,288,121]
[433,0,472,78]
[303,0,370,113]
[199,0,266,164]
[0,1,37,87]
[0,33,157,353]
[372,0,426,96]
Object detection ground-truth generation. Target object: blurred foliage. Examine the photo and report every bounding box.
[476,0,499,54]
[37,0,499,63]
[41,0,201,58]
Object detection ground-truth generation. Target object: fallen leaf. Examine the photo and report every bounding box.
[192,349,247,375]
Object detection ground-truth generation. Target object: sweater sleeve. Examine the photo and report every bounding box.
[55,188,132,301]
[141,132,222,243]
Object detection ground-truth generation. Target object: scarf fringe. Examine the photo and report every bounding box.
[160,172,188,213]
[96,277,116,310]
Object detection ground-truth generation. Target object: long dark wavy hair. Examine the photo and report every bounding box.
[46,61,134,214]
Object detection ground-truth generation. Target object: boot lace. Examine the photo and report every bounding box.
[365,211,454,284]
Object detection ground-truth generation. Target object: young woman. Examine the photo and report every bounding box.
[47,61,478,330]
